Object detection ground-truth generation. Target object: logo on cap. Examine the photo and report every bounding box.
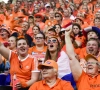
[46,61,51,64]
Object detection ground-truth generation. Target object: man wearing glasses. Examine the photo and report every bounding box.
[28,32,47,64]
[65,27,100,90]
[29,60,74,90]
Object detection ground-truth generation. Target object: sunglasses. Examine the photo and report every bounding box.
[86,62,98,65]
[0,29,7,32]
[47,39,57,44]
[55,16,60,17]
[46,6,50,8]
[35,37,44,39]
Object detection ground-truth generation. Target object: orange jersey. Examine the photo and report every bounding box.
[77,71,100,90]
[35,22,45,31]
[45,19,58,27]
[0,14,5,25]
[75,35,86,48]
[9,51,39,87]
[29,78,74,90]
[62,45,81,55]
[27,27,33,37]
[28,46,47,63]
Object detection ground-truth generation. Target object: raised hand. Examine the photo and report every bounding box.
[65,25,72,36]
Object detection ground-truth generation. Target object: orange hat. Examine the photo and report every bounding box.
[38,60,58,71]
[85,54,98,61]
[0,25,10,36]
[34,13,44,20]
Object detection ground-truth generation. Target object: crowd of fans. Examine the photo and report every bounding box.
[0,0,100,90]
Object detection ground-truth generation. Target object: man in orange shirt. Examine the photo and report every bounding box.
[28,32,47,64]
[44,10,58,31]
[62,9,72,27]
[11,21,33,47]
[29,60,74,90]
[65,27,100,90]
[0,36,40,90]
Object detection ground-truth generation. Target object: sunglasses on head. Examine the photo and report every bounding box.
[86,62,98,65]
[47,39,57,44]
[35,37,43,39]
[46,6,50,8]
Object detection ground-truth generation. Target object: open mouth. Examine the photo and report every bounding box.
[20,47,26,52]
[88,48,94,53]
[88,67,93,69]
[87,65,93,69]
[50,44,54,48]
[0,34,4,36]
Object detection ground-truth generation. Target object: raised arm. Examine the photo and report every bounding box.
[0,43,10,60]
[65,28,82,81]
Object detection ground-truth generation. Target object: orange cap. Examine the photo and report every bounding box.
[85,54,98,61]
[34,13,44,20]
[38,60,58,71]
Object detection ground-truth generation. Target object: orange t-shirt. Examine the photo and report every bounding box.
[79,47,87,59]
[35,22,45,31]
[9,51,39,87]
[28,46,47,63]
[75,35,86,48]
[45,19,58,27]
[27,27,33,37]
[75,48,81,55]
[73,0,82,4]
[61,44,81,55]
[76,71,100,90]
[0,14,5,25]
[29,78,74,90]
